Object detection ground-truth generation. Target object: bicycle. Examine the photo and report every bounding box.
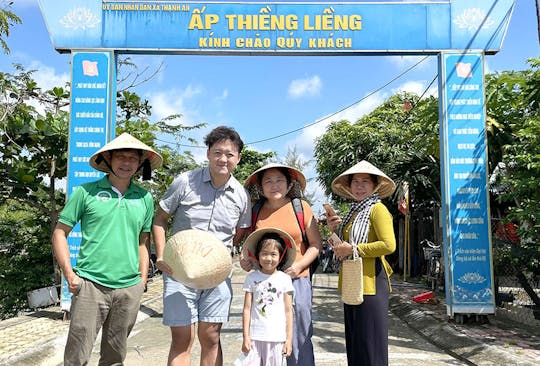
[320,241,340,274]
[421,239,444,291]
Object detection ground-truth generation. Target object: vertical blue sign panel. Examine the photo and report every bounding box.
[439,52,494,316]
[61,51,116,311]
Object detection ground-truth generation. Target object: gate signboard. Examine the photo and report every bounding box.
[439,52,494,317]
[39,0,514,54]
[38,0,515,318]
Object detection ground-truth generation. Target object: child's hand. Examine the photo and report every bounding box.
[241,338,252,354]
[282,339,292,357]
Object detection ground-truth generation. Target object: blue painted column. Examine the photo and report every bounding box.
[438,52,495,317]
[60,51,117,311]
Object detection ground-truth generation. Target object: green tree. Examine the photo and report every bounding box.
[314,92,440,214]
[487,58,540,297]
[234,147,276,184]
[0,198,53,319]
[0,1,20,54]
[0,65,70,229]
[280,145,317,204]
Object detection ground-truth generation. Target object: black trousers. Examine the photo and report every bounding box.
[343,259,389,366]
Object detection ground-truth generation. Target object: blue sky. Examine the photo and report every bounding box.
[2,0,539,211]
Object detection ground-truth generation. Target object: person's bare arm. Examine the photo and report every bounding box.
[139,232,150,286]
[284,209,322,277]
[283,292,293,357]
[233,227,250,247]
[51,222,80,293]
[151,207,173,275]
[241,292,253,353]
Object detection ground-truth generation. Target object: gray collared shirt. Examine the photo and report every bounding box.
[159,166,251,250]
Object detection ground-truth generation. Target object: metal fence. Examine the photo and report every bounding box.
[491,218,539,314]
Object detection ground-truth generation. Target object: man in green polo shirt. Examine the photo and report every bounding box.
[51,132,162,366]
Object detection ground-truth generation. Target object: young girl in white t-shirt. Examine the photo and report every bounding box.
[241,227,296,366]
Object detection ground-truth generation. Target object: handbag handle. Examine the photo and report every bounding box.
[351,243,359,260]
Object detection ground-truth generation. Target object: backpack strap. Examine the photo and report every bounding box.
[291,197,309,245]
[250,197,265,233]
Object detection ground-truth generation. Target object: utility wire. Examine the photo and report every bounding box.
[156,55,431,149]
[247,55,431,145]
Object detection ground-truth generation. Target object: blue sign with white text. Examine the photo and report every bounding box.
[61,52,115,311]
[37,0,515,55]
[440,53,494,315]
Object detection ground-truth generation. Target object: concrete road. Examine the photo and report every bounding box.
[84,268,467,365]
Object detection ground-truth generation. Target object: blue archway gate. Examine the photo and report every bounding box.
[38,0,515,319]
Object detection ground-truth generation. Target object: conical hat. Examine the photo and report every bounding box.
[331,160,396,200]
[163,229,232,290]
[242,227,297,271]
[89,132,163,174]
[244,163,306,192]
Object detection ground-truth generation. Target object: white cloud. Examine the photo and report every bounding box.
[20,61,70,114]
[146,84,203,125]
[214,89,229,102]
[288,75,322,99]
[29,61,70,91]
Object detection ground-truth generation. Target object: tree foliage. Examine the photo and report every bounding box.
[0,198,54,319]
[280,146,317,204]
[0,1,21,54]
[234,147,276,184]
[314,92,440,215]
[487,57,540,275]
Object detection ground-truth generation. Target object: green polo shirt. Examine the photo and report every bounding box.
[59,176,154,288]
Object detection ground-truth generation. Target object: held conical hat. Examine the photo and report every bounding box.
[242,227,297,271]
[163,229,232,290]
[331,160,396,200]
[89,132,163,174]
[244,163,307,192]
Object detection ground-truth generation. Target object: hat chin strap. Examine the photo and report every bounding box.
[138,159,152,180]
[95,154,118,178]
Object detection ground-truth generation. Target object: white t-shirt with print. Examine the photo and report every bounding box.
[243,270,294,342]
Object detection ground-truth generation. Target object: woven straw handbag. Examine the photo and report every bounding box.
[341,244,364,305]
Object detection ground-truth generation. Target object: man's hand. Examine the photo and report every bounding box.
[239,255,254,272]
[155,258,173,276]
[66,272,82,294]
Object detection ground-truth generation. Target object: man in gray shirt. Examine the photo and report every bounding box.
[152,126,251,366]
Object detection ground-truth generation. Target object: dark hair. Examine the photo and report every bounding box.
[204,126,244,153]
[257,167,291,186]
[109,148,143,157]
[255,232,287,270]
[348,173,378,186]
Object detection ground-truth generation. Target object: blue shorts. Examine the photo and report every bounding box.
[162,273,232,327]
